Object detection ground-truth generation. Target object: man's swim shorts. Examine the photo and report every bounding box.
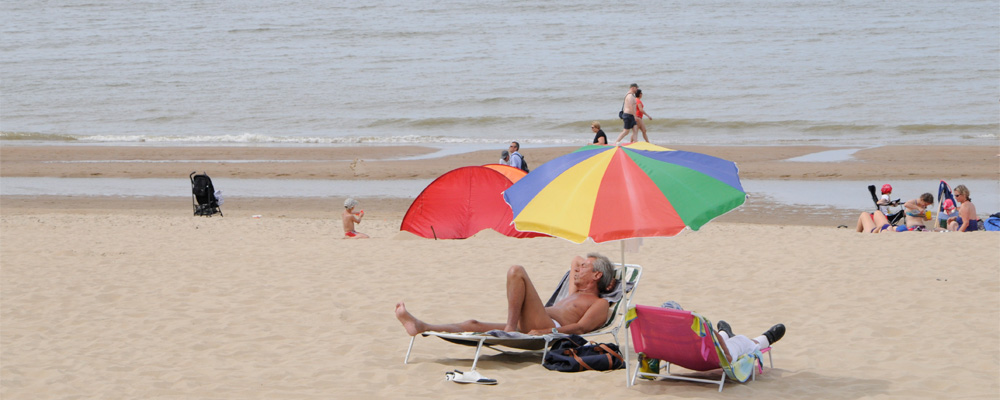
[622,113,636,129]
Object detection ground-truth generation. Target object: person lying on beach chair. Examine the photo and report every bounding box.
[715,320,785,363]
[395,253,616,336]
[856,211,906,233]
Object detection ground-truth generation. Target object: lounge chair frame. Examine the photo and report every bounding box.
[403,264,641,382]
[631,348,773,391]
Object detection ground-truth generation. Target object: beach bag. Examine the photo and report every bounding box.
[619,94,627,119]
[542,335,625,372]
[985,213,1000,231]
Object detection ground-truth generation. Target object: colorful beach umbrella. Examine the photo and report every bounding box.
[502,142,746,244]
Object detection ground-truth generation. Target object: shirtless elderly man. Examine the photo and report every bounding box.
[396,253,616,336]
[614,83,639,145]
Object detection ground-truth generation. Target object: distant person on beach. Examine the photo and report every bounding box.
[633,89,651,143]
[508,141,526,171]
[395,253,616,336]
[947,185,979,232]
[500,150,510,165]
[591,121,607,145]
[342,198,369,239]
[614,84,639,145]
[903,193,935,230]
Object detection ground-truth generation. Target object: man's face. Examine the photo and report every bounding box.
[574,257,598,284]
[509,143,518,152]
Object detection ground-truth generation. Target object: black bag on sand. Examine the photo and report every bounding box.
[542,335,625,372]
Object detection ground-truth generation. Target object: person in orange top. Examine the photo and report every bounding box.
[634,89,652,143]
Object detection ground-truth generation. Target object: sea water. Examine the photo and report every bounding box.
[3,177,996,213]
[2,0,998,147]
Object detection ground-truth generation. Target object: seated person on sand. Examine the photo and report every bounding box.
[396,253,615,336]
[938,199,958,228]
[342,198,369,239]
[902,193,934,230]
[856,211,903,233]
[947,185,979,232]
[716,320,785,362]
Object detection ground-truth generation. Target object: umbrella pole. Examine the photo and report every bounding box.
[620,241,625,267]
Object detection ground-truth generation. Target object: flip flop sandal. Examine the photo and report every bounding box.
[445,369,497,385]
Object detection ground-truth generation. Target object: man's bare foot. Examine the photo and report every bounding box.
[395,301,424,336]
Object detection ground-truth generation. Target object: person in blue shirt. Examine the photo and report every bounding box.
[508,141,524,170]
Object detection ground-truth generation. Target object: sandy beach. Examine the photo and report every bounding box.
[2,144,998,399]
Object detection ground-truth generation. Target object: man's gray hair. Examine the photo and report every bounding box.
[587,252,615,293]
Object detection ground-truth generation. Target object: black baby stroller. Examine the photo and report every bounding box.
[867,184,902,225]
[190,171,223,217]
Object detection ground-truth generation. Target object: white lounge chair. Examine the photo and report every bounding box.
[403,264,642,376]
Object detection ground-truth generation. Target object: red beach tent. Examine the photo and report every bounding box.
[400,165,546,239]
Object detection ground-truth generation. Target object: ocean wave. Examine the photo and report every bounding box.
[5,119,996,146]
[364,116,532,129]
[0,131,581,145]
[0,131,77,141]
[895,124,999,134]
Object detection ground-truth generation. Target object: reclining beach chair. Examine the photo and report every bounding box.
[627,304,771,391]
[403,264,641,377]
[867,185,903,225]
[190,171,223,217]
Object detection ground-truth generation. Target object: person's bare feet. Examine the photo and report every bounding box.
[395,301,423,336]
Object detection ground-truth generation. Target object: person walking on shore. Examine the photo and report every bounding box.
[614,84,639,145]
[634,89,652,143]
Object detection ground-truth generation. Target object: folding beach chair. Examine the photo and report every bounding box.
[190,171,223,217]
[867,185,903,225]
[403,264,642,377]
[627,304,771,391]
